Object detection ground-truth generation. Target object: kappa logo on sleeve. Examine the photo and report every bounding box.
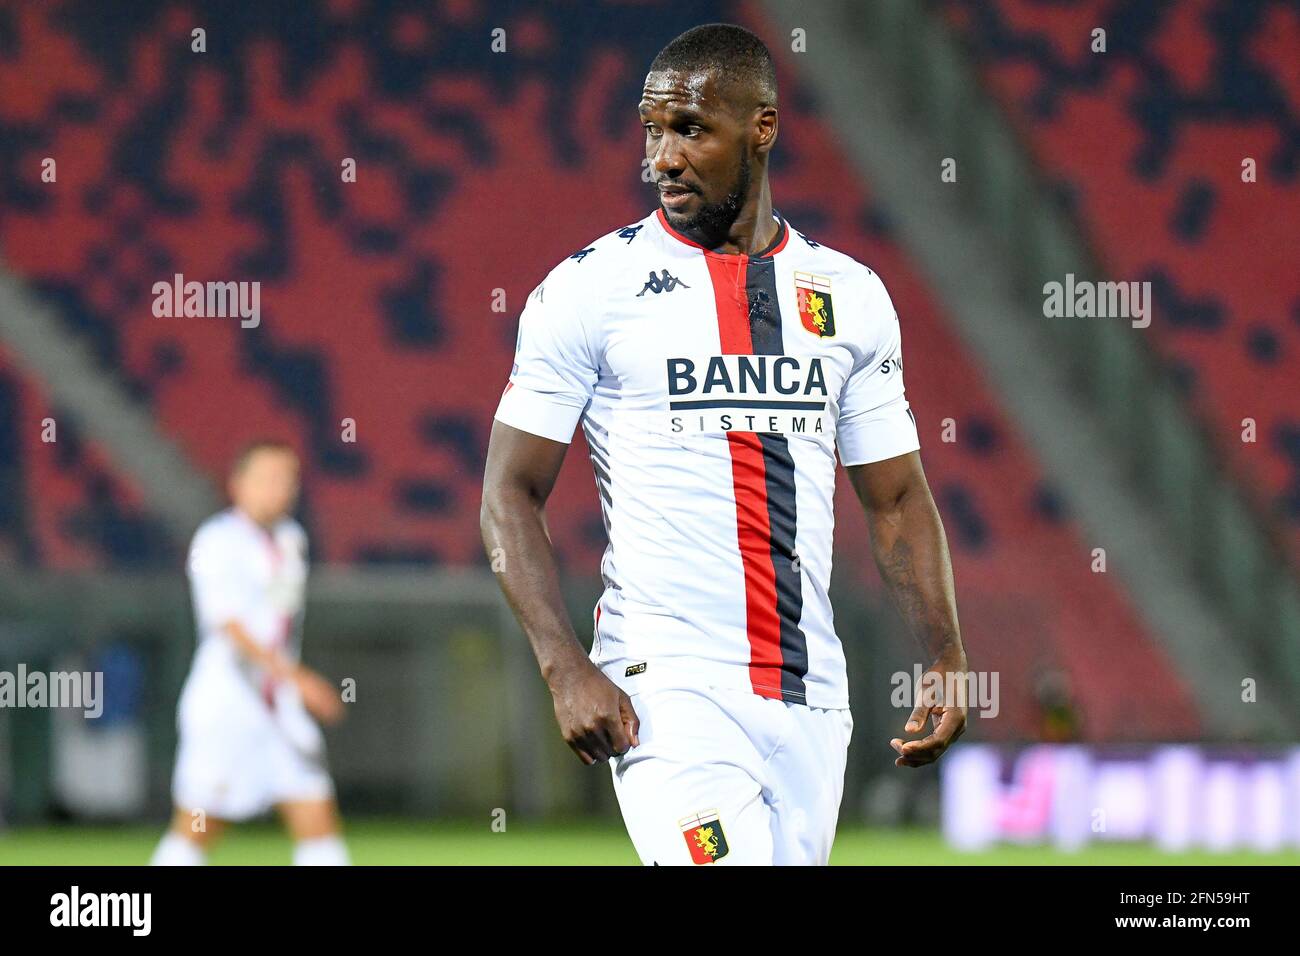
[679,810,729,864]
[795,271,836,338]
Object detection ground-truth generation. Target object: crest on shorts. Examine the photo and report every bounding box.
[795,271,835,338]
[679,809,729,864]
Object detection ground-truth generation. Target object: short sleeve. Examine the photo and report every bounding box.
[835,272,921,467]
[494,266,599,444]
[187,522,255,631]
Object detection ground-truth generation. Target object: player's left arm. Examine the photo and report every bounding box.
[836,267,967,767]
[846,453,967,767]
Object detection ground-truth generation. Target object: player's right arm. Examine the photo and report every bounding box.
[480,263,638,765]
[481,423,639,764]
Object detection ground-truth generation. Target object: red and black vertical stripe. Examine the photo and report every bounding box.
[690,214,809,702]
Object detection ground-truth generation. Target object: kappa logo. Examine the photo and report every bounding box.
[795,271,836,338]
[637,269,690,297]
[679,809,729,864]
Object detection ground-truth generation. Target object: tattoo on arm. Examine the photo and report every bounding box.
[872,492,962,663]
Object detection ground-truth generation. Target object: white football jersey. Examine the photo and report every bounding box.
[495,208,919,708]
[173,508,329,815]
[185,508,309,696]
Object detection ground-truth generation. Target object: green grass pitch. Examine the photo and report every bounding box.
[2,820,1298,865]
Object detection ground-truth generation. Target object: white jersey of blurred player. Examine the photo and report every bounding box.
[151,443,348,866]
[175,509,329,814]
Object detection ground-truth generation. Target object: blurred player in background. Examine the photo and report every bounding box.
[151,441,348,866]
[482,24,967,865]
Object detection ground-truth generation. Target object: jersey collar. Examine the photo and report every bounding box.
[655,207,789,258]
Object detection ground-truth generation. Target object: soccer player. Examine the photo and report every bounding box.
[481,23,967,865]
[151,441,349,866]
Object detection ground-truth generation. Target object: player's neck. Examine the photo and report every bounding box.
[730,199,778,256]
[234,505,279,532]
[719,191,777,256]
[675,183,779,256]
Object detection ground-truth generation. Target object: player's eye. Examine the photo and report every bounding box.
[643,123,662,137]
[683,125,703,137]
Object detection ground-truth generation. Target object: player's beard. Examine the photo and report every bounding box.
[665,149,751,245]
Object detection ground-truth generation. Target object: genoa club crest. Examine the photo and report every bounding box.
[679,809,729,864]
[795,271,836,338]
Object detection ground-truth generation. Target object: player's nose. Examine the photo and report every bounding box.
[651,136,686,175]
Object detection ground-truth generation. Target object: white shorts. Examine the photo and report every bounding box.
[609,683,853,865]
[171,673,335,822]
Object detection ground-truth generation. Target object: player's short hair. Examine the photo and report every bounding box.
[649,23,777,112]
[231,439,297,476]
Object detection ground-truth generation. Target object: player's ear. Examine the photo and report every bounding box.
[753,106,777,156]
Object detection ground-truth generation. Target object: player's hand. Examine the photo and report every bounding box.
[547,659,640,765]
[890,653,968,768]
[294,667,345,725]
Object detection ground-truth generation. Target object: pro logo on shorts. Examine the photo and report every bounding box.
[795,271,835,338]
[679,810,729,864]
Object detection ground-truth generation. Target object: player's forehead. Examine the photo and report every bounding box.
[240,446,298,474]
[639,67,728,118]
